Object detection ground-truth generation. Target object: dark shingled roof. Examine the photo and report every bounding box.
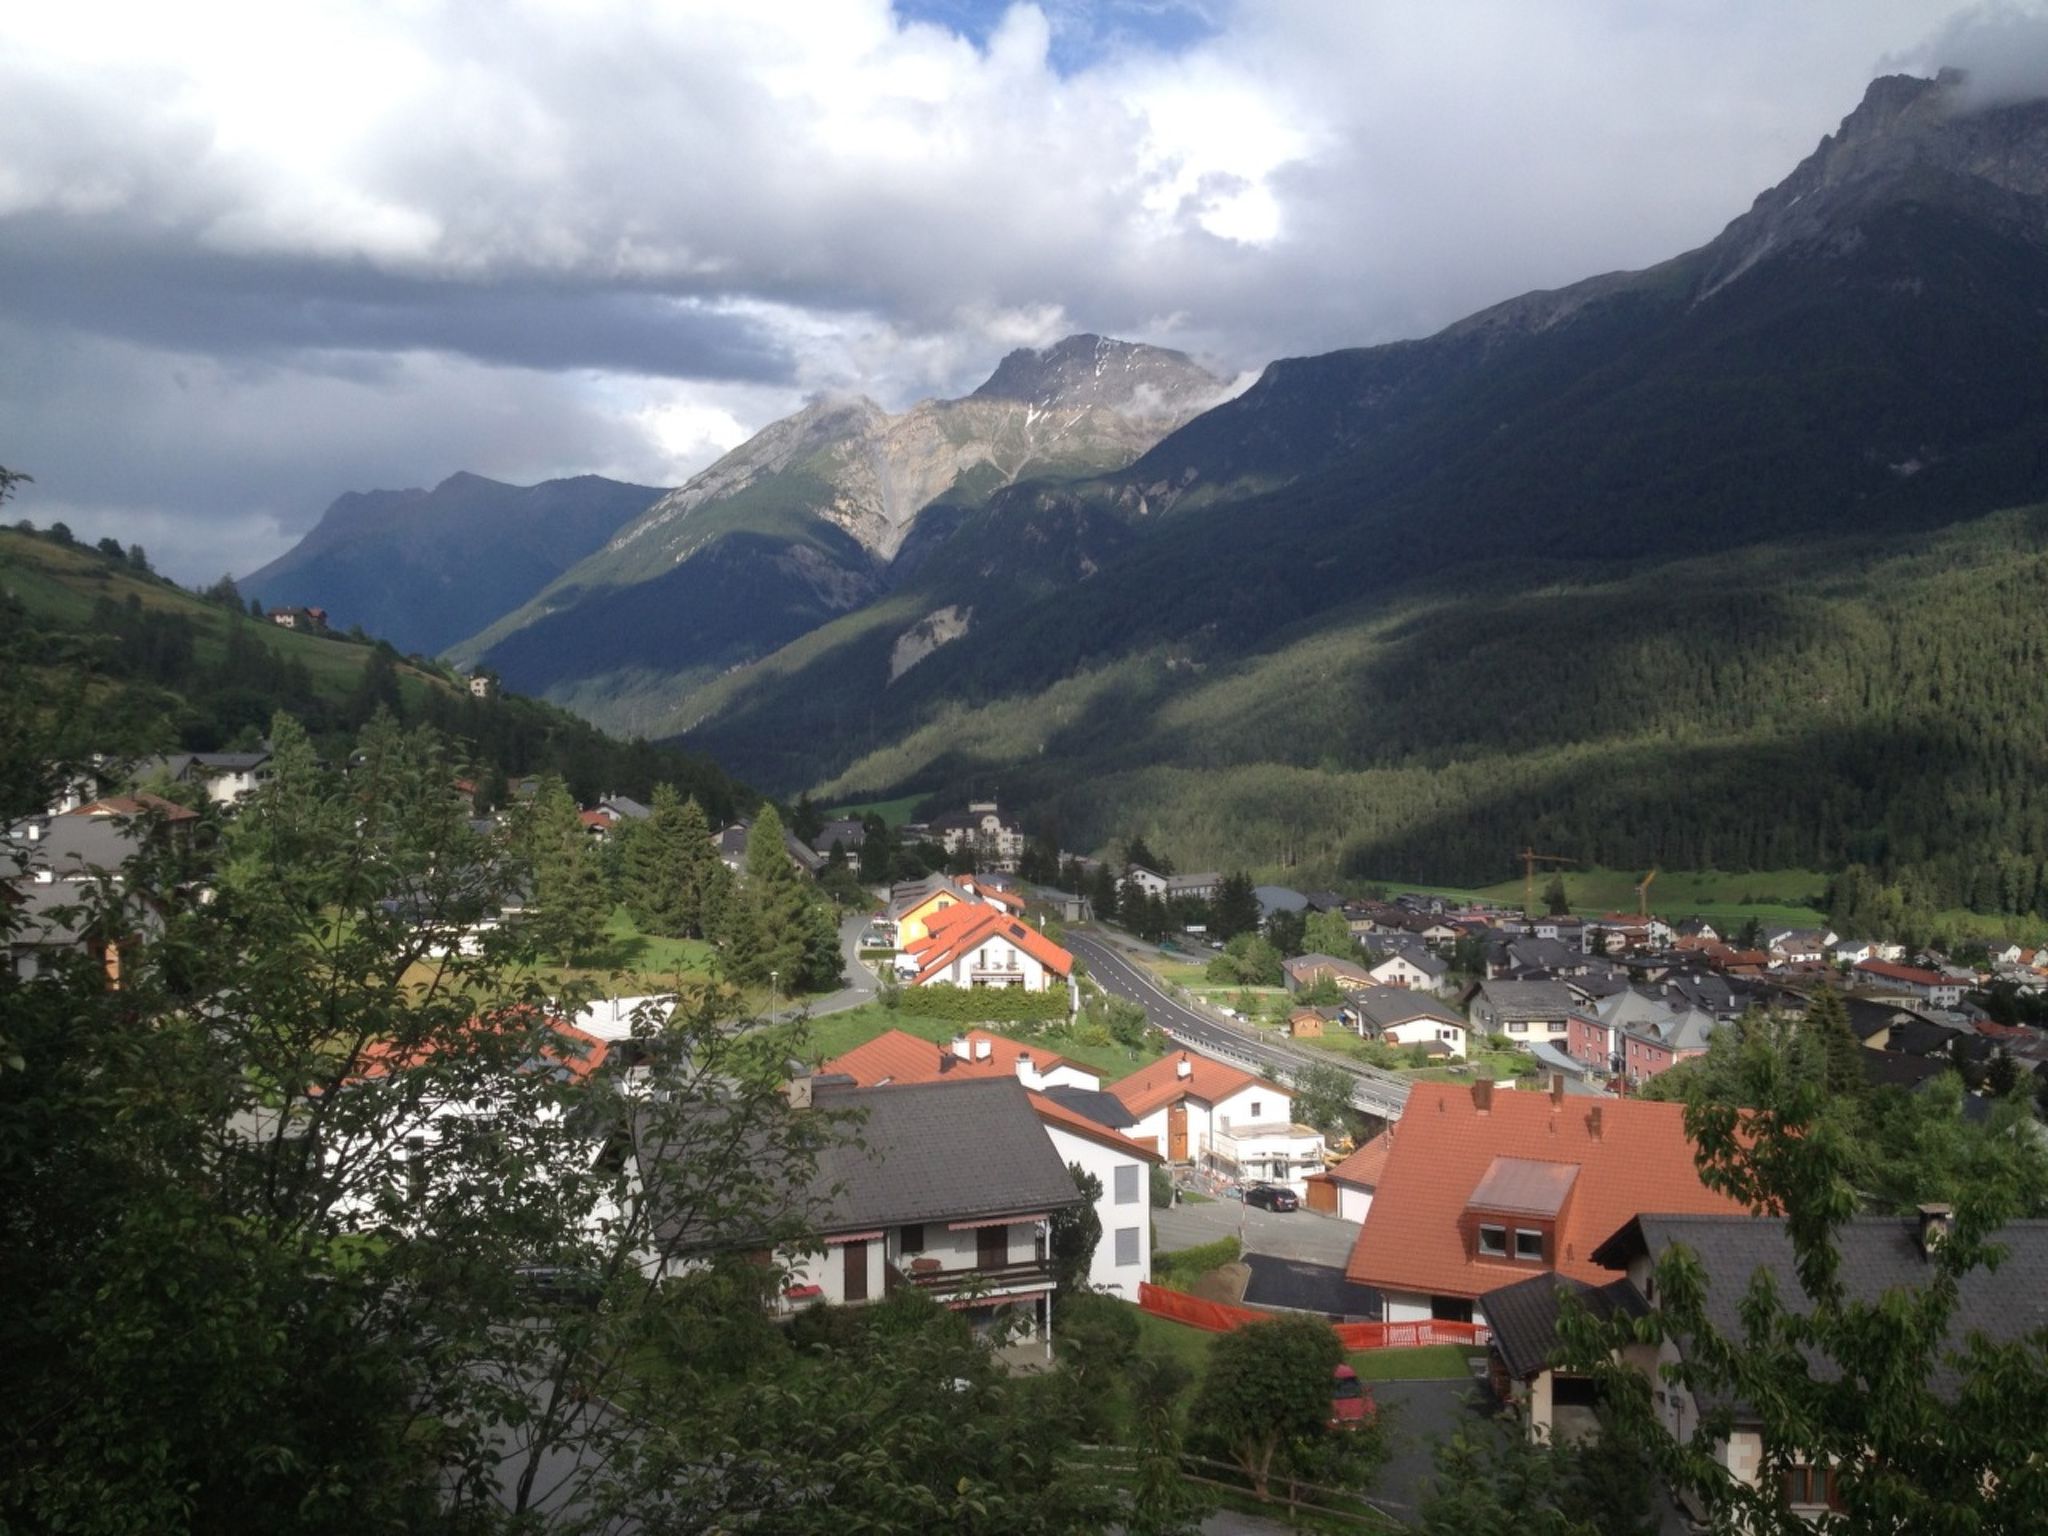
[806,1077,1084,1233]
[1038,1084,1140,1130]
[1592,1213,2048,1411]
[1483,1272,1647,1380]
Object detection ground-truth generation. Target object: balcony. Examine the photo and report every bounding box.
[885,1257,1055,1299]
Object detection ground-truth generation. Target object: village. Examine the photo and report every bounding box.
[11,750,2048,1529]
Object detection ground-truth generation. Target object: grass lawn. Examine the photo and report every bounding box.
[821,793,924,826]
[1371,865,1831,928]
[795,1001,1169,1079]
[1128,1308,1480,1387]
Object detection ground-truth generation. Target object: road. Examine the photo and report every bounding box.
[766,913,880,1025]
[1154,1197,1361,1269]
[1065,928,1411,1120]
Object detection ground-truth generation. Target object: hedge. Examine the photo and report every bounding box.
[881,985,1070,1024]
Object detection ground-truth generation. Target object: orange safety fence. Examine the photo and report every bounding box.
[1138,1282,1490,1350]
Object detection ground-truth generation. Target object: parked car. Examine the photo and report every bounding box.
[1330,1363,1376,1426]
[1243,1184,1299,1212]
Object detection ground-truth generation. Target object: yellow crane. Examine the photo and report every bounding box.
[1518,848,1577,916]
[1636,866,1659,916]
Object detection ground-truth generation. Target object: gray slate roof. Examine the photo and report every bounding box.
[1594,1213,2048,1411]
[806,1078,1083,1234]
[1472,979,1575,1022]
[1039,1084,1141,1130]
[1345,984,1465,1031]
[1483,1272,1647,1379]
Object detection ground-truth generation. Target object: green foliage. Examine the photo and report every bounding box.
[724,805,842,992]
[1543,874,1571,916]
[883,983,1070,1024]
[513,771,610,964]
[1288,1060,1360,1136]
[1302,908,1358,958]
[618,784,721,941]
[1050,1163,1104,1294]
[1206,931,1282,986]
[1571,1001,2048,1533]
[1149,1163,1175,1208]
[1212,870,1261,940]
[1190,1314,1379,1503]
[1419,1418,1655,1536]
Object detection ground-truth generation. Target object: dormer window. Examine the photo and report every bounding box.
[1478,1224,1508,1257]
[1515,1228,1545,1261]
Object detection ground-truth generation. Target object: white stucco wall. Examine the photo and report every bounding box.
[1046,1122,1150,1299]
[1337,1184,1374,1224]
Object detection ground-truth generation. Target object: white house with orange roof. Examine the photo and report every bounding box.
[896,901,1075,997]
[822,1028,1162,1297]
[1109,1051,1325,1194]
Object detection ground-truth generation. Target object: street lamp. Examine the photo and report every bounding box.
[769,969,779,1013]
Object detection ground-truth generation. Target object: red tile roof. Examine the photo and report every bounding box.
[1109,1050,1286,1118]
[67,792,199,823]
[902,904,1073,984]
[1853,959,1950,988]
[354,1011,609,1083]
[1343,1082,1744,1301]
[822,1028,1159,1162]
[1326,1133,1393,1190]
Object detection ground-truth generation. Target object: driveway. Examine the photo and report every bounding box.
[1371,1375,1500,1519]
[1154,1197,1361,1269]
[779,913,880,1021]
[1241,1254,1380,1320]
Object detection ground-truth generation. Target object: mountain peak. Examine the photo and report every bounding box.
[970,333,1223,417]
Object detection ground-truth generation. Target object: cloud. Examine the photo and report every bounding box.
[0,0,1999,581]
[1894,3,2048,106]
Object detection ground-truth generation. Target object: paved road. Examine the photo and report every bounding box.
[770,913,880,1024]
[1066,927,1411,1120]
[1154,1197,1362,1269]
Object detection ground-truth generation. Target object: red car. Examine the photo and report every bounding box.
[1330,1363,1376,1426]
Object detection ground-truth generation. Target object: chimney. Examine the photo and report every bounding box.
[975,1037,993,1062]
[786,1075,813,1110]
[1588,1104,1603,1141]
[1015,1051,1041,1089]
[1550,1072,1565,1109]
[951,1035,972,1061]
[1917,1202,1953,1257]
[1176,1054,1193,1080]
[1471,1078,1493,1114]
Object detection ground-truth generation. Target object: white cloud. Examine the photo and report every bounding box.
[0,0,2011,574]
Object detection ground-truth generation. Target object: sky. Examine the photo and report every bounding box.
[0,0,2041,582]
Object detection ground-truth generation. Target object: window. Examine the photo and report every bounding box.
[900,1223,925,1255]
[1508,1020,1527,1034]
[1515,1228,1545,1261]
[1114,1164,1139,1205]
[1115,1226,1140,1266]
[1248,1100,1262,1118]
[1478,1223,1507,1257]
[1782,1466,1843,1511]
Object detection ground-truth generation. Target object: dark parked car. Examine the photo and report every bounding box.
[1243,1184,1299,1212]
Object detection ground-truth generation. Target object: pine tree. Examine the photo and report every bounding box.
[729,806,813,989]
[521,776,608,965]
[1212,872,1261,941]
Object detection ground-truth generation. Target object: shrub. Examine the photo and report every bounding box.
[1153,1234,1242,1287]
[887,984,1070,1024]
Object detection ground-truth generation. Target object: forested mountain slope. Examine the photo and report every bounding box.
[672,72,2048,919]
[242,471,665,658]
[0,528,746,818]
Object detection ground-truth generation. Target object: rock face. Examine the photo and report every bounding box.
[452,336,1224,717]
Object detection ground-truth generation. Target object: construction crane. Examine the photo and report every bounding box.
[1636,866,1659,916]
[1518,848,1577,916]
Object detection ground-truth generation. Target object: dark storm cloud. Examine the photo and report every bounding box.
[0,215,796,384]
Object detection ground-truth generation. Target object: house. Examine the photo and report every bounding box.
[466,672,496,699]
[267,606,329,632]
[1306,1133,1392,1223]
[886,875,977,947]
[927,801,1026,871]
[1487,1208,2048,1514]
[1343,985,1470,1058]
[1468,979,1576,1047]
[1768,928,1837,965]
[1342,1079,1746,1325]
[715,818,826,878]
[896,901,1073,994]
[955,873,1028,916]
[821,1029,1162,1299]
[1127,865,1222,902]
[132,748,275,806]
[641,1075,1082,1348]
[1366,946,1450,993]
[1852,959,1968,1008]
[811,817,867,858]
[1111,1051,1325,1192]
[1283,951,1374,994]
